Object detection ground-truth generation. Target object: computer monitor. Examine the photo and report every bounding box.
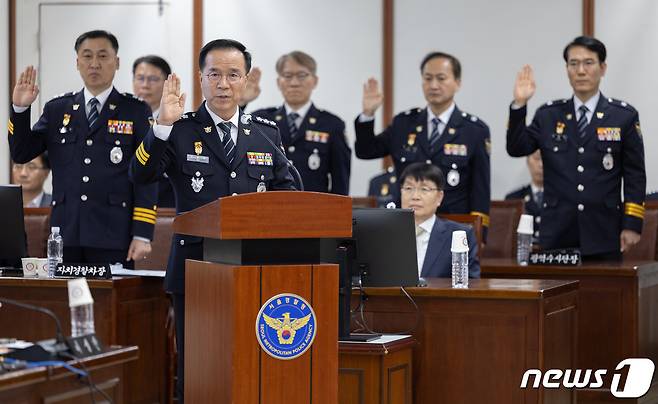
[322,207,419,340]
[350,207,419,287]
[0,185,26,268]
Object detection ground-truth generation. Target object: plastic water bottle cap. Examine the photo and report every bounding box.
[517,214,534,235]
[68,278,94,307]
[450,230,469,253]
[51,226,60,233]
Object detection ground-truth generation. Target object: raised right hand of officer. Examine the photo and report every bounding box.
[513,64,536,107]
[12,66,40,107]
[157,73,186,126]
[362,77,383,117]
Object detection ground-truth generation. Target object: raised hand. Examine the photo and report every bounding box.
[513,65,536,106]
[239,66,262,106]
[362,77,383,116]
[158,73,186,126]
[12,66,40,107]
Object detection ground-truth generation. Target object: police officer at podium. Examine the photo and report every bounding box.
[130,39,294,402]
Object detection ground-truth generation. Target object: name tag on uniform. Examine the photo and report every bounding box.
[444,143,468,156]
[107,120,134,135]
[247,152,273,166]
[305,130,329,143]
[597,127,621,141]
[186,154,209,164]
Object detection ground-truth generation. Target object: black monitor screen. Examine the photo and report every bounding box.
[0,185,26,267]
[351,208,418,287]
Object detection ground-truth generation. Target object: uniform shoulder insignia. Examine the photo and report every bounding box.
[121,92,147,103]
[253,115,277,128]
[175,111,199,123]
[540,99,567,109]
[50,91,75,101]
[401,107,422,117]
[460,111,488,128]
[607,97,636,111]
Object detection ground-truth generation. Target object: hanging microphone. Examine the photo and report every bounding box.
[241,113,305,191]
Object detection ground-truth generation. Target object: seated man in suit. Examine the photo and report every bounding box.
[11,152,52,207]
[505,149,543,242]
[400,162,479,278]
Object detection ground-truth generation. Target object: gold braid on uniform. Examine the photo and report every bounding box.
[133,206,157,224]
[470,211,490,227]
[136,142,150,165]
[624,202,645,219]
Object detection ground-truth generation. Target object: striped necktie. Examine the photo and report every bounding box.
[288,112,300,140]
[429,117,442,148]
[87,98,99,128]
[577,105,589,138]
[218,122,236,165]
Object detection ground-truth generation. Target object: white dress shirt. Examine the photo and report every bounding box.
[415,215,436,276]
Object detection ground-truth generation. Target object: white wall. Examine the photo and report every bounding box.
[1,0,9,183]
[595,0,658,193]
[395,0,581,198]
[204,0,384,196]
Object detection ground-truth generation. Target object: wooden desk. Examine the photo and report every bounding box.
[339,336,414,404]
[0,345,138,403]
[0,276,168,404]
[482,258,658,404]
[352,278,578,404]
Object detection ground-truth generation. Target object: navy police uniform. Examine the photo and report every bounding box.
[355,106,491,229]
[130,103,295,294]
[647,192,658,201]
[506,96,646,256]
[253,104,351,194]
[130,103,295,402]
[367,167,400,208]
[505,184,542,242]
[8,88,157,262]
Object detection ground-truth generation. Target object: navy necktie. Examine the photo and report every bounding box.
[577,105,589,138]
[87,98,99,128]
[218,122,236,165]
[288,112,300,140]
[429,117,442,148]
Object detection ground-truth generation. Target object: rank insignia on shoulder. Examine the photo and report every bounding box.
[444,143,468,156]
[254,116,276,127]
[597,127,621,141]
[305,130,329,143]
[247,151,273,166]
[107,120,134,135]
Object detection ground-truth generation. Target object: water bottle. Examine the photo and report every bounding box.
[451,230,469,288]
[68,278,96,337]
[517,214,534,266]
[47,227,63,278]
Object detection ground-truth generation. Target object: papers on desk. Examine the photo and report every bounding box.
[347,334,412,344]
[111,268,166,277]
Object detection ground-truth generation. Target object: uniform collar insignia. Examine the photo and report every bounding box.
[72,104,80,110]
[109,104,116,110]
[244,128,251,135]
[596,112,604,119]
[204,126,212,133]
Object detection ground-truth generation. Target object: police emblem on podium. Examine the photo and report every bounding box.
[255,293,317,360]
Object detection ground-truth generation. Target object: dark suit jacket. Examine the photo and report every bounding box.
[420,216,480,279]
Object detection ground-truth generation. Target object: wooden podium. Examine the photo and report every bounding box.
[173,191,352,404]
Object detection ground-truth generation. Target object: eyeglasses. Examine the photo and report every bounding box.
[12,163,46,172]
[204,72,243,84]
[401,186,439,195]
[567,59,599,70]
[133,75,164,84]
[280,72,312,82]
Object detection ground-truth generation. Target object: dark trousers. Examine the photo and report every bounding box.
[172,292,185,403]
[582,250,622,262]
[63,246,133,269]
